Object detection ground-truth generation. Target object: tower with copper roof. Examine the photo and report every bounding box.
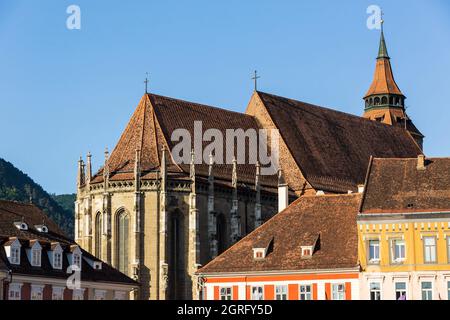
[363,21,424,149]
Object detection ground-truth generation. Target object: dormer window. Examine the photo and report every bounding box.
[5,238,21,265]
[14,221,28,231]
[30,241,42,267]
[51,243,63,269]
[35,224,48,233]
[70,245,82,270]
[253,249,266,260]
[301,246,313,259]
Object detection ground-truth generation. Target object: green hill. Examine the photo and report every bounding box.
[0,158,74,238]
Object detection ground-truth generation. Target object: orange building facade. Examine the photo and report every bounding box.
[202,272,359,300]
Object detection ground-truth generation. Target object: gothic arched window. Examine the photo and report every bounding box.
[216,213,227,255]
[95,212,102,258]
[374,97,380,105]
[116,210,130,275]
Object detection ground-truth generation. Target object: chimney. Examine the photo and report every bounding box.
[358,184,365,193]
[278,169,288,212]
[417,154,426,171]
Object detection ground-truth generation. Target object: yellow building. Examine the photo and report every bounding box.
[358,156,450,300]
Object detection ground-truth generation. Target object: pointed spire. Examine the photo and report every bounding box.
[86,152,92,183]
[377,20,389,59]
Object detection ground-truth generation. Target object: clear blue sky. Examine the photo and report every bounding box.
[1,0,449,194]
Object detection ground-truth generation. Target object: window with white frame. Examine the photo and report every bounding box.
[395,282,407,300]
[8,283,22,300]
[423,237,437,263]
[331,284,345,300]
[31,285,44,300]
[11,246,20,265]
[219,287,232,300]
[73,289,85,300]
[53,250,63,269]
[299,285,312,300]
[447,281,450,300]
[31,244,42,267]
[94,289,106,300]
[275,285,288,300]
[251,286,263,300]
[73,253,81,268]
[421,282,433,300]
[391,239,406,264]
[369,282,381,300]
[368,240,380,264]
[114,291,127,300]
[447,237,450,263]
[52,287,64,300]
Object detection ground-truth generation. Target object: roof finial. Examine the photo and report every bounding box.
[252,70,260,91]
[144,72,149,94]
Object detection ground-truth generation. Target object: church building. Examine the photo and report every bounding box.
[74,25,422,300]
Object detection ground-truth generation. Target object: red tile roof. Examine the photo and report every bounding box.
[360,157,450,214]
[0,200,137,285]
[197,194,361,274]
[255,92,421,192]
[91,91,421,194]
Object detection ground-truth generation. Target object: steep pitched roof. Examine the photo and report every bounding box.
[92,93,278,188]
[360,157,450,214]
[364,29,403,97]
[0,200,137,285]
[0,200,68,242]
[197,194,361,274]
[255,92,421,193]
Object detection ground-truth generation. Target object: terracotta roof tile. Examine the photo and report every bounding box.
[361,157,450,213]
[255,92,421,192]
[197,194,361,274]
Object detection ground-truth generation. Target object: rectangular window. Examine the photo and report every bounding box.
[31,286,43,300]
[73,253,82,269]
[299,285,312,300]
[423,237,437,263]
[421,282,433,300]
[11,247,20,265]
[31,249,41,266]
[395,282,407,300]
[94,290,106,300]
[53,252,63,269]
[369,282,381,300]
[8,284,21,300]
[275,285,288,300]
[332,284,345,300]
[251,286,263,300]
[368,240,380,263]
[448,282,450,300]
[391,239,406,264]
[447,238,450,263]
[220,287,232,300]
[73,289,85,300]
[52,287,64,300]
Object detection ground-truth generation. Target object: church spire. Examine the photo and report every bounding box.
[363,18,424,150]
[377,21,389,59]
